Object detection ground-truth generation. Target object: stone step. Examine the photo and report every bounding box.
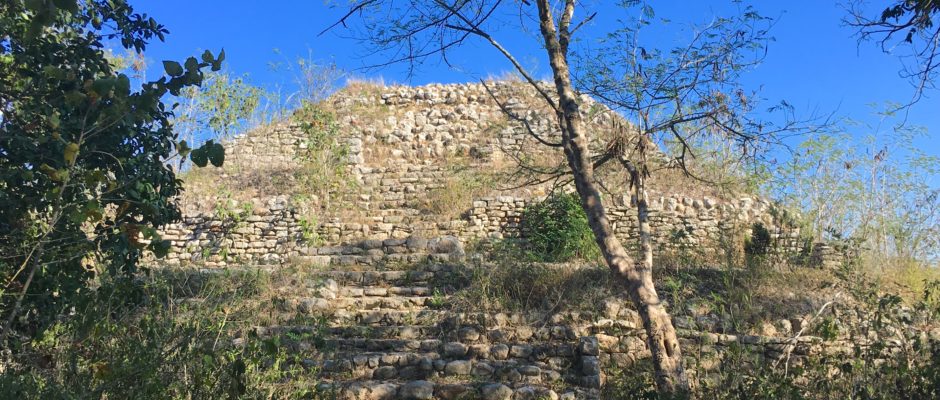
[338,285,434,297]
[292,253,463,268]
[325,309,638,330]
[315,379,599,400]
[292,237,466,268]
[255,313,643,342]
[313,351,588,386]
[283,295,447,314]
[320,324,585,342]
[260,323,602,347]
[328,295,442,311]
[321,338,581,360]
[318,269,453,287]
[317,261,458,274]
[327,309,495,328]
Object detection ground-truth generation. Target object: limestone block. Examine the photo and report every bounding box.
[481,383,513,400]
[398,381,434,400]
[444,360,471,375]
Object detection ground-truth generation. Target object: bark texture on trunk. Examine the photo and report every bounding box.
[630,162,689,395]
[534,0,690,395]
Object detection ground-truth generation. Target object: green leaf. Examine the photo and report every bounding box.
[189,140,225,168]
[92,78,115,97]
[64,90,87,108]
[141,227,158,239]
[67,206,87,225]
[150,239,172,259]
[52,0,78,12]
[83,200,103,222]
[190,146,208,167]
[212,49,225,71]
[201,49,214,63]
[64,142,79,165]
[39,164,67,182]
[208,141,225,167]
[184,56,198,72]
[115,74,131,95]
[25,0,45,13]
[162,60,183,76]
[177,140,192,158]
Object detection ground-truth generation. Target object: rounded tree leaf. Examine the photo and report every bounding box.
[64,142,79,165]
[190,146,208,167]
[208,142,225,167]
[162,60,183,76]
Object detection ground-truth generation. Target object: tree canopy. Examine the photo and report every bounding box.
[0,0,224,344]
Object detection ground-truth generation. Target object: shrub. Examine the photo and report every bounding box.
[744,222,772,259]
[0,270,329,399]
[292,101,354,222]
[603,276,940,400]
[0,0,225,343]
[521,193,600,262]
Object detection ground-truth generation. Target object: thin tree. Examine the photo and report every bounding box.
[326,1,815,395]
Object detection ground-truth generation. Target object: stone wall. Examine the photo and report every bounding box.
[159,208,467,268]
[220,81,611,173]
[465,194,804,255]
[158,192,813,267]
[224,122,308,170]
[159,196,300,266]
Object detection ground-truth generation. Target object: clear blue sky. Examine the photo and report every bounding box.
[135,0,938,156]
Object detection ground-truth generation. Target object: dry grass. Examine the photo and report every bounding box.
[342,76,389,93]
[449,234,874,337]
[483,70,525,83]
[446,258,616,316]
[863,256,940,302]
[415,159,504,219]
[177,166,298,213]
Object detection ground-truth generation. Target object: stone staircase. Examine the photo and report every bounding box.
[172,233,867,399]
[248,260,604,400]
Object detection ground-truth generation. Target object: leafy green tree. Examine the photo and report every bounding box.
[0,0,225,345]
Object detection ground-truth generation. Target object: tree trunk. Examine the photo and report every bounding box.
[534,0,690,395]
[631,162,689,395]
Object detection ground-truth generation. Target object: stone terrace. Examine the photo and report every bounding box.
[161,81,807,267]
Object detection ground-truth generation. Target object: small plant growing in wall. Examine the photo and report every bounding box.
[291,101,355,230]
[213,188,253,226]
[522,193,600,262]
[661,227,704,270]
[744,222,772,266]
[293,102,352,199]
[428,289,448,309]
[298,215,322,246]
